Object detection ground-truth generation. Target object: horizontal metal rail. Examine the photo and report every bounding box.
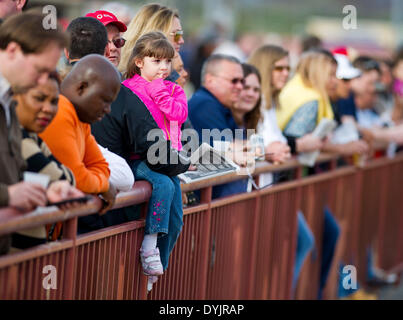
[0,151,401,300]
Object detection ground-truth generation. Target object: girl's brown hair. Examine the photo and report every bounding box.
[118,4,179,73]
[125,31,175,79]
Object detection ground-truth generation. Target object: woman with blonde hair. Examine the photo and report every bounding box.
[119,4,185,76]
[249,45,325,156]
[119,3,164,73]
[249,46,338,300]
[275,49,342,300]
[277,50,338,138]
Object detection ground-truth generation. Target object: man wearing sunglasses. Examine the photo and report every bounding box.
[86,10,127,68]
[189,54,249,199]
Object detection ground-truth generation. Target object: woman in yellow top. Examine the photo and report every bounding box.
[277,50,342,300]
[277,50,338,138]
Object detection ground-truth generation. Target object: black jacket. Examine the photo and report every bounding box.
[91,85,190,176]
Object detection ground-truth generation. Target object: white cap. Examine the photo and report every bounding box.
[334,54,361,80]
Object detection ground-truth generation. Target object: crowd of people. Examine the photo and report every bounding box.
[0,0,401,297]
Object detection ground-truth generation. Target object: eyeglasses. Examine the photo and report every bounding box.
[108,37,126,48]
[169,30,184,43]
[273,65,290,72]
[214,74,245,85]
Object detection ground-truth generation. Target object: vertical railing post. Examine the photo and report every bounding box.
[197,186,212,299]
[375,167,388,272]
[295,166,303,179]
[329,159,337,171]
[352,167,364,284]
[247,189,261,299]
[62,216,77,299]
[139,202,149,300]
[287,186,301,299]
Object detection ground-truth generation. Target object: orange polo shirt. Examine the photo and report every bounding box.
[40,94,110,193]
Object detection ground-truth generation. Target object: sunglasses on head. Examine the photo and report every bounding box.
[273,65,290,72]
[108,37,126,48]
[170,30,184,43]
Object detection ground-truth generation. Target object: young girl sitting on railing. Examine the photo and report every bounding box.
[123,31,188,290]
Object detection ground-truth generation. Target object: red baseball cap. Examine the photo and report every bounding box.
[85,10,127,32]
[332,47,348,56]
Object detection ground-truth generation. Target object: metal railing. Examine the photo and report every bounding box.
[0,152,402,299]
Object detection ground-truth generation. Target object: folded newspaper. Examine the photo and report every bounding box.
[297,118,337,167]
[178,143,240,183]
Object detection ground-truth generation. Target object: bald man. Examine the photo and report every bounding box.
[40,54,121,214]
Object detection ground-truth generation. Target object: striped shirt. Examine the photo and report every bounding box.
[11,129,76,251]
[21,129,75,184]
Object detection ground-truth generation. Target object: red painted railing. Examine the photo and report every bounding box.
[0,153,402,300]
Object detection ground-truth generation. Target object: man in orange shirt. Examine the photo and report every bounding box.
[40,54,121,214]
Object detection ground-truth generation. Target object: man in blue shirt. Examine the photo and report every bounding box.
[189,54,248,199]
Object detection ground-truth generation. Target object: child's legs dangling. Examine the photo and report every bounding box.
[132,160,176,273]
[133,161,175,236]
[157,176,184,270]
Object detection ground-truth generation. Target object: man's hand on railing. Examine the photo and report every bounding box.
[265,141,291,165]
[359,127,376,145]
[46,181,86,211]
[322,139,370,156]
[230,149,256,176]
[8,182,47,211]
[343,140,370,156]
[99,182,118,215]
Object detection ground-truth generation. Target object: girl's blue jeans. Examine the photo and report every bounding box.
[131,160,183,270]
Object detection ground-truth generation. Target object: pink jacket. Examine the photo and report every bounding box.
[123,74,188,150]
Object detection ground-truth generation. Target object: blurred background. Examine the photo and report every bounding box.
[28,0,403,88]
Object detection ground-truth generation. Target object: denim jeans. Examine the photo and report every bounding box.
[293,211,315,291]
[293,208,340,299]
[132,160,183,270]
[318,207,340,299]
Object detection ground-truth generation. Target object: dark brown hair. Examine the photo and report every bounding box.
[48,71,61,86]
[242,63,262,131]
[125,31,175,79]
[0,9,68,54]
